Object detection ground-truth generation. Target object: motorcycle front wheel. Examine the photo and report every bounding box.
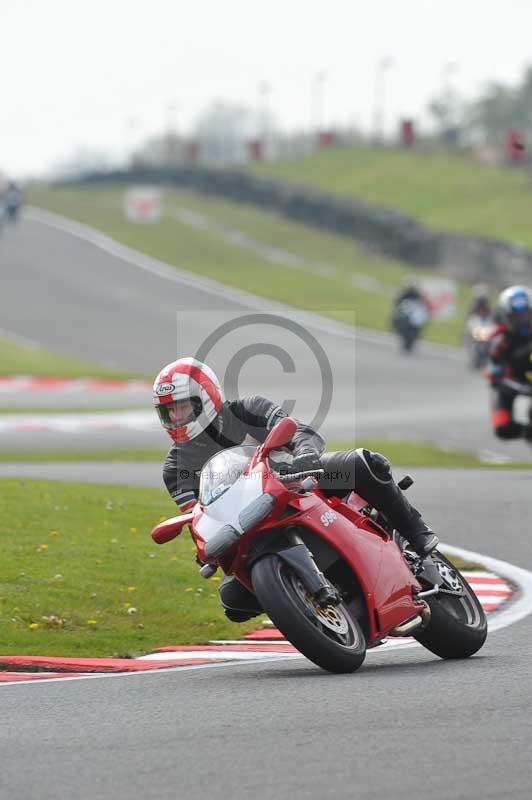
[252,554,366,674]
[414,552,487,659]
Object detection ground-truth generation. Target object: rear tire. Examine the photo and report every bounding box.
[414,553,487,659]
[252,554,366,674]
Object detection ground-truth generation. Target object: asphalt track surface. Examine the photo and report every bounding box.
[2,208,532,460]
[2,470,532,800]
[2,211,532,799]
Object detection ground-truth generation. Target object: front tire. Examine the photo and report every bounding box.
[252,554,366,674]
[414,553,487,659]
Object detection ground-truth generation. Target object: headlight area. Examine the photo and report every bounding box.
[204,494,276,562]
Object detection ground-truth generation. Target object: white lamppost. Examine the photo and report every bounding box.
[258,81,272,156]
[311,71,328,135]
[372,56,395,144]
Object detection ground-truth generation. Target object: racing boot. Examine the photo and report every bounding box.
[219,575,263,623]
[353,448,439,557]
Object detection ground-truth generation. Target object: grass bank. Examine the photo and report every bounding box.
[28,185,476,346]
[0,337,141,379]
[250,145,532,248]
[0,477,483,658]
[0,479,260,657]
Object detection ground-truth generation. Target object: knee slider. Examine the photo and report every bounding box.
[355,448,392,484]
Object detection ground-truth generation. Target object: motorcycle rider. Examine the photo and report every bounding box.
[463,284,493,369]
[391,279,431,343]
[486,285,532,441]
[392,278,432,321]
[4,181,23,221]
[466,284,492,321]
[154,357,439,622]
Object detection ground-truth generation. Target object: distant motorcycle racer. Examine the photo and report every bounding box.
[485,285,532,441]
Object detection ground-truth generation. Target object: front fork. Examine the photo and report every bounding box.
[275,531,341,607]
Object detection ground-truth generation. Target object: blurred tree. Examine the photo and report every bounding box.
[465,81,520,144]
[193,101,275,165]
[427,86,464,145]
[426,64,532,148]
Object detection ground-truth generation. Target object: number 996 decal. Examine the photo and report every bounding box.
[320,510,338,527]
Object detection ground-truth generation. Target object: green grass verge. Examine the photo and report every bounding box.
[0,479,261,657]
[0,439,530,468]
[28,185,477,347]
[0,337,141,380]
[0,477,485,658]
[0,448,168,462]
[250,145,532,248]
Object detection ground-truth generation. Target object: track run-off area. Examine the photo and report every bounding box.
[1,212,532,799]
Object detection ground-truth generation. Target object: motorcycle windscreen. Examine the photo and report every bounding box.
[199,445,255,506]
[195,462,267,541]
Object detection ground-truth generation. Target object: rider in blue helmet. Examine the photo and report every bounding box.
[486,285,532,440]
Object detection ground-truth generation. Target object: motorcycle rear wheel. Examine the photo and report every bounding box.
[252,554,366,674]
[414,553,487,659]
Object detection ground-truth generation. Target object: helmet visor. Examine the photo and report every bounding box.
[156,398,202,430]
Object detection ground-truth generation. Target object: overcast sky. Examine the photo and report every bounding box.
[2,0,532,176]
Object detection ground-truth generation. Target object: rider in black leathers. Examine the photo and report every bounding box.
[485,285,532,441]
[154,358,439,622]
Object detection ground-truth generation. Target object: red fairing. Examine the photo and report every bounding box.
[154,417,426,649]
[151,513,194,544]
[274,491,422,642]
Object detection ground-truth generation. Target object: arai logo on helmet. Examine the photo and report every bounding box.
[156,382,175,396]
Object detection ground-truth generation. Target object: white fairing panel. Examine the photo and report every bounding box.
[195,469,265,541]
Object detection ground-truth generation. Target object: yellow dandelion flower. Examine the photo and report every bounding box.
[40,543,49,550]
[185,587,194,593]
[127,586,136,592]
[211,576,221,582]
[28,623,39,629]
[49,530,61,537]
[123,602,131,608]
[130,527,137,534]
[86,619,97,625]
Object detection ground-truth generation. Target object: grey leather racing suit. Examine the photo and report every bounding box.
[163,395,324,510]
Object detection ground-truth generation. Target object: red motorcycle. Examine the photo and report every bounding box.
[151,418,487,673]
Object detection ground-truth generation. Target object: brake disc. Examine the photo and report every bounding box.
[292,576,349,634]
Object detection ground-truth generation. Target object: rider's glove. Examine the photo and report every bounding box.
[291,449,322,475]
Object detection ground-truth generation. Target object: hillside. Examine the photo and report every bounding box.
[28,185,474,346]
[249,146,532,249]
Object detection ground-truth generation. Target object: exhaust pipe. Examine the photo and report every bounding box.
[387,603,431,637]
